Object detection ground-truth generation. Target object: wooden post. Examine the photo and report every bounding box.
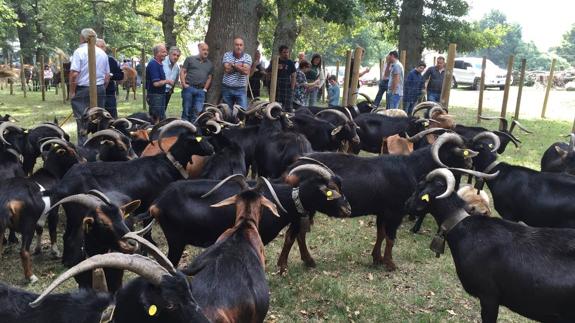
[477,56,487,123]
[59,54,66,103]
[269,55,279,102]
[87,35,98,108]
[112,47,117,58]
[514,58,527,121]
[541,58,556,119]
[499,55,514,129]
[342,51,352,106]
[40,55,46,101]
[141,48,146,110]
[335,61,340,83]
[348,47,363,105]
[400,50,406,70]
[8,54,13,95]
[572,115,575,134]
[20,54,27,98]
[54,57,59,96]
[440,44,456,107]
[379,58,384,81]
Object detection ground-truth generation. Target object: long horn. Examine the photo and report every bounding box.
[33,123,67,139]
[39,138,71,153]
[431,133,467,168]
[0,122,24,145]
[448,167,500,180]
[121,232,176,274]
[29,253,170,307]
[111,118,133,130]
[411,101,440,116]
[315,109,349,122]
[158,120,197,152]
[354,92,373,103]
[206,120,222,134]
[131,218,156,236]
[256,177,287,214]
[86,189,112,205]
[86,107,112,119]
[201,174,249,198]
[288,164,333,182]
[494,130,520,147]
[265,102,282,120]
[472,131,501,153]
[406,128,452,143]
[83,129,124,147]
[479,115,508,131]
[46,194,103,214]
[205,107,223,119]
[429,106,447,118]
[196,111,216,122]
[510,119,532,134]
[425,168,456,199]
[126,117,149,125]
[295,157,336,176]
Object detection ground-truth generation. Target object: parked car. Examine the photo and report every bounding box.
[452,57,511,90]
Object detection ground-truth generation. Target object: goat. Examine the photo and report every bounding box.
[406,168,575,323]
[289,132,477,270]
[182,175,277,323]
[81,129,137,162]
[291,109,359,152]
[456,184,491,217]
[455,116,531,154]
[541,133,575,175]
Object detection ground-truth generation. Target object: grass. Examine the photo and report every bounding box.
[1,87,566,322]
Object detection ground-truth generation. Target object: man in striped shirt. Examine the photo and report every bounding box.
[222,36,252,109]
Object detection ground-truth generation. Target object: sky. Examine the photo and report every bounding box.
[467,0,574,51]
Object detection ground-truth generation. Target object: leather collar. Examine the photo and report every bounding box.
[484,160,500,175]
[166,152,189,179]
[439,210,470,237]
[291,188,309,216]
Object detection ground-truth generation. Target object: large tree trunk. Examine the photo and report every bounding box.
[398,0,424,71]
[11,1,35,63]
[271,0,299,55]
[162,0,177,48]
[204,0,263,104]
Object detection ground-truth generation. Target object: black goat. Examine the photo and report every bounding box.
[201,134,247,179]
[454,116,531,154]
[292,109,360,152]
[541,133,575,175]
[289,133,477,270]
[406,168,575,323]
[182,175,276,323]
[0,122,27,180]
[81,129,137,162]
[1,253,209,323]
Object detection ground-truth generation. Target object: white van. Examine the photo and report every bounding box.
[452,57,511,90]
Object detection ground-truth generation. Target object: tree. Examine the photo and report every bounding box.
[204,0,263,104]
[555,24,575,66]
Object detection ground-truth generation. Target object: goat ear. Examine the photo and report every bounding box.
[320,185,341,200]
[555,145,569,159]
[211,195,237,208]
[83,217,94,233]
[121,200,141,218]
[261,197,280,217]
[331,125,343,136]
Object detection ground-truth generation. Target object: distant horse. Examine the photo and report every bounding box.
[53,62,71,100]
[121,66,137,100]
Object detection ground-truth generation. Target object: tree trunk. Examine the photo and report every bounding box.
[204,0,263,104]
[271,0,299,55]
[162,0,177,48]
[398,0,424,71]
[11,1,35,63]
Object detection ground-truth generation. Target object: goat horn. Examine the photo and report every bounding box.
[83,129,124,147]
[315,109,350,122]
[479,115,508,131]
[158,120,197,152]
[406,128,452,143]
[85,107,112,120]
[448,167,500,180]
[131,218,156,236]
[47,194,103,214]
[411,101,441,116]
[0,122,24,145]
[265,102,283,120]
[431,133,467,168]
[111,118,133,130]
[201,174,249,198]
[295,157,336,176]
[196,111,216,122]
[121,231,177,274]
[33,123,67,139]
[205,107,223,118]
[217,103,232,119]
[510,119,532,134]
[425,168,456,199]
[39,138,70,153]
[288,164,333,182]
[86,189,112,205]
[126,117,149,125]
[354,92,373,103]
[256,177,287,214]
[148,117,179,141]
[206,120,222,134]
[29,253,170,307]
[472,131,501,153]
[429,106,447,118]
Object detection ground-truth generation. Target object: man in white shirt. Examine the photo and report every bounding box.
[69,28,110,145]
[163,46,181,108]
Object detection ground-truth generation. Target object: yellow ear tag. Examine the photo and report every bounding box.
[148,305,158,316]
[195,136,202,142]
[463,150,469,156]
[421,194,430,202]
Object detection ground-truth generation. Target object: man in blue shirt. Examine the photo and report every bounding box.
[146,44,173,124]
[222,36,252,110]
[403,61,426,115]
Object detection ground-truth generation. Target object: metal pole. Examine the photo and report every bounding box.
[40,55,46,101]
[440,44,457,108]
[500,55,514,129]
[541,58,556,119]
[87,35,98,108]
[269,55,279,102]
[477,56,487,123]
[349,47,363,105]
[20,54,27,98]
[514,58,527,121]
[141,48,146,110]
[342,51,352,106]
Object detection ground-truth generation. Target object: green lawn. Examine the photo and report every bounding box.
[1,87,564,322]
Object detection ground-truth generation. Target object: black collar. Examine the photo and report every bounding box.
[291,188,309,216]
[166,152,189,179]
[430,209,469,257]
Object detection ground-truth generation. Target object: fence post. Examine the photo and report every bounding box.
[349,47,363,105]
[269,55,279,102]
[541,58,556,119]
[321,61,327,102]
[477,56,487,123]
[141,48,146,110]
[514,58,527,121]
[440,43,457,108]
[59,54,66,103]
[335,61,340,83]
[40,55,46,101]
[87,35,98,108]
[20,54,27,98]
[342,51,352,106]
[499,55,514,129]
[9,53,13,95]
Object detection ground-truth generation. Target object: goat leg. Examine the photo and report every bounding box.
[277,225,297,274]
[382,219,400,271]
[48,209,60,258]
[296,229,316,268]
[480,298,499,323]
[20,233,38,283]
[371,215,386,265]
[33,226,42,254]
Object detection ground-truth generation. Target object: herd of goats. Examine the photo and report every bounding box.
[1,93,575,323]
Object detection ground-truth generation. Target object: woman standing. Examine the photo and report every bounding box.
[305,54,325,106]
[293,60,313,109]
[43,64,53,91]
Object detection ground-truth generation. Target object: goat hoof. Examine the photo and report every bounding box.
[277,263,288,275]
[27,274,39,284]
[302,258,316,268]
[372,256,385,266]
[383,260,397,272]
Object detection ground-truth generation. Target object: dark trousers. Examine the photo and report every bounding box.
[166,90,173,107]
[104,81,118,118]
[374,79,389,108]
[147,92,167,123]
[71,85,105,145]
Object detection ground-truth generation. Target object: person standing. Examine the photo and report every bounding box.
[422,56,445,102]
[69,28,110,145]
[146,44,172,124]
[387,50,404,109]
[222,36,252,110]
[306,53,325,106]
[163,46,181,108]
[270,45,296,111]
[180,42,214,122]
[43,64,53,91]
[249,49,266,99]
[96,38,124,118]
[293,60,313,109]
[327,75,340,107]
[373,54,391,108]
[403,61,427,115]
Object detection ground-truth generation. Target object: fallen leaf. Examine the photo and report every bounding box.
[447,309,456,316]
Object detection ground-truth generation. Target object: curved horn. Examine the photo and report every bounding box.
[205,107,223,119]
[131,218,156,236]
[126,117,149,125]
[206,120,222,134]
[479,115,508,131]
[33,123,67,139]
[448,167,500,180]
[343,107,355,121]
[121,231,176,274]
[510,119,532,134]
[196,111,217,122]
[429,106,447,118]
[85,107,112,119]
[29,253,170,307]
[265,102,283,120]
[83,129,124,147]
[0,122,24,145]
[86,189,112,205]
[39,138,70,153]
[201,174,249,198]
[431,133,466,168]
[406,128,452,143]
[158,120,197,152]
[354,92,373,103]
[315,109,349,122]
[411,101,441,116]
[288,164,333,182]
[472,131,501,153]
[425,168,456,199]
[111,118,133,130]
[295,157,336,176]
[256,177,288,214]
[46,194,102,214]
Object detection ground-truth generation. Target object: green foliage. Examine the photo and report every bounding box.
[554,23,575,66]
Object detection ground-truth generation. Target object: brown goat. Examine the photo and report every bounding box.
[140,137,207,178]
[381,134,413,155]
[457,184,492,217]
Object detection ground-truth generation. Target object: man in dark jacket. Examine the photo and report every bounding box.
[422,56,445,102]
[96,38,124,118]
[403,61,426,115]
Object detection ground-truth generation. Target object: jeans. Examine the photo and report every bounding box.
[404,101,416,115]
[373,79,388,108]
[147,92,166,122]
[388,94,402,109]
[221,85,248,110]
[307,87,319,106]
[71,85,105,145]
[427,90,441,102]
[181,87,205,122]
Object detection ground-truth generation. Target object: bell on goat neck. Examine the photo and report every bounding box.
[430,235,446,258]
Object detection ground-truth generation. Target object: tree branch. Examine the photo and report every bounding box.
[132,0,162,21]
[180,0,202,22]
